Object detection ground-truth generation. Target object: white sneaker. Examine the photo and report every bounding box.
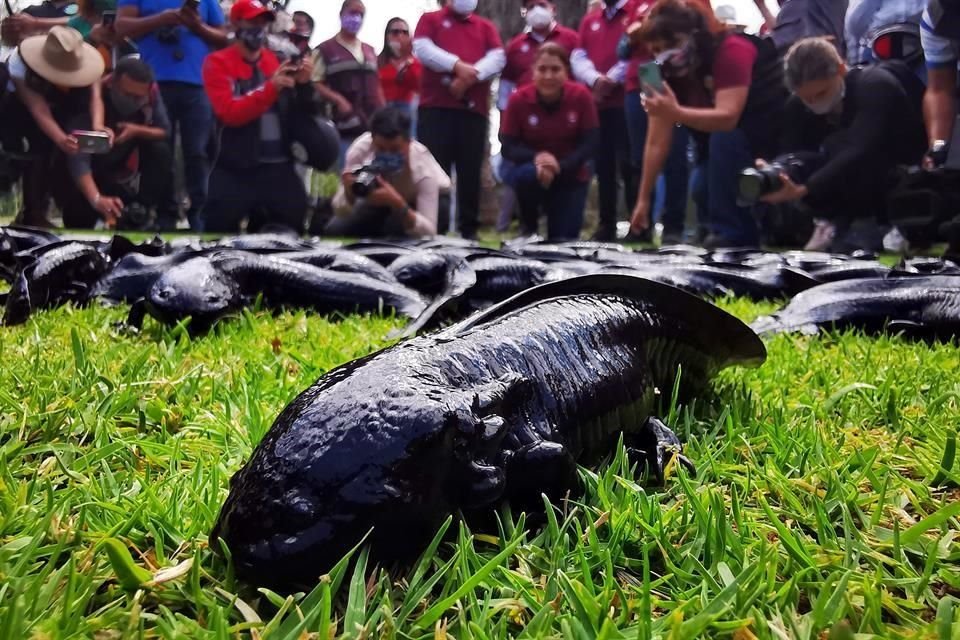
[803,219,837,252]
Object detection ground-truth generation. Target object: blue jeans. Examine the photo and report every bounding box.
[159,82,213,231]
[505,163,589,241]
[690,128,760,246]
[625,91,690,234]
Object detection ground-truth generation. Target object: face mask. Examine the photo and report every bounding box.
[373,151,405,175]
[341,12,363,34]
[110,89,147,117]
[237,26,266,51]
[388,40,403,55]
[451,0,478,16]
[657,40,695,77]
[805,78,845,115]
[524,5,553,30]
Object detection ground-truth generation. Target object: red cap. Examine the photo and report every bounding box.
[230,0,275,23]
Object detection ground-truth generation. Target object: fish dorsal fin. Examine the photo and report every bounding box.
[439,273,767,366]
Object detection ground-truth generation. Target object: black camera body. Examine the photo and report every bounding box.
[116,201,153,231]
[350,159,389,198]
[738,152,826,205]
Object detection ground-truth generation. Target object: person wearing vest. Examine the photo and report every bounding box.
[629,0,787,248]
[571,0,638,242]
[413,0,505,239]
[202,0,317,233]
[921,0,960,169]
[312,0,385,162]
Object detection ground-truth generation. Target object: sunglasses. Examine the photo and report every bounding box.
[388,28,409,35]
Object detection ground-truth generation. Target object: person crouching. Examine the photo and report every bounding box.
[499,42,599,241]
[327,106,450,238]
[201,0,317,233]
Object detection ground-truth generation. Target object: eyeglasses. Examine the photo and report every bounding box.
[387,28,409,35]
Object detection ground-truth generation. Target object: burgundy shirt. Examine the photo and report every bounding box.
[414,6,503,116]
[671,34,757,109]
[502,24,581,88]
[501,81,599,180]
[577,0,636,110]
[624,0,713,94]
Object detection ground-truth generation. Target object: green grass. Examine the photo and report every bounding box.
[1,300,959,639]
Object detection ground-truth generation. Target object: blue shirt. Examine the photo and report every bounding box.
[117,0,224,85]
[921,4,960,69]
[845,0,925,65]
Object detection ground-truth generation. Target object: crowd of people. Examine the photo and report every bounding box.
[0,0,958,253]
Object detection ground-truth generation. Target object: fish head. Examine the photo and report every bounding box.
[2,271,33,326]
[146,258,241,331]
[211,355,505,587]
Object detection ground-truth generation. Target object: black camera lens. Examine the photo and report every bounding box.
[350,166,381,198]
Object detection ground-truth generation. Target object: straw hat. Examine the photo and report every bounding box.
[19,26,105,88]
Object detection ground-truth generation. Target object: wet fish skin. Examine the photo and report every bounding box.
[211,275,765,587]
[751,276,960,338]
[3,242,108,326]
[145,257,244,331]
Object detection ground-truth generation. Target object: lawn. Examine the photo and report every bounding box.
[1,299,958,639]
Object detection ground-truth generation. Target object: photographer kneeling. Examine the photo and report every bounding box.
[751,37,926,252]
[202,0,317,233]
[53,57,177,229]
[327,107,449,238]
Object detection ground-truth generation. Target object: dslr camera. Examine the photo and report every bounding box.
[738,152,825,205]
[350,157,392,198]
[116,201,153,231]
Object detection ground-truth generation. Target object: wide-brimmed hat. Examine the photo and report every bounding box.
[19,26,104,88]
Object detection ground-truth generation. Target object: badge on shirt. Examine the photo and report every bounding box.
[638,2,649,11]
[591,21,600,31]
[528,114,539,126]
[567,112,578,124]
[442,19,452,28]
[521,43,530,53]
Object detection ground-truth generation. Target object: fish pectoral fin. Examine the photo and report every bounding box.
[504,441,578,509]
[626,417,696,483]
[471,373,532,417]
[461,461,506,508]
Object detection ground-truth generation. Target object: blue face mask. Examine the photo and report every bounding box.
[373,151,405,175]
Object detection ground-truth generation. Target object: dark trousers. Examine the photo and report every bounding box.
[51,138,176,229]
[690,128,760,246]
[595,107,637,234]
[204,162,308,233]
[0,96,54,225]
[505,163,589,241]
[159,82,213,231]
[624,91,690,234]
[417,107,488,237]
[324,202,411,238]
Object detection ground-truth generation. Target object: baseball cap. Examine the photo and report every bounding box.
[230,0,275,23]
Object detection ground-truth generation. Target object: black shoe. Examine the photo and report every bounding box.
[591,226,616,242]
[703,233,739,249]
[661,230,684,246]
[622,229,652,244]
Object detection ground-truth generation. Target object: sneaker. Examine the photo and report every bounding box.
[803,219,837,252]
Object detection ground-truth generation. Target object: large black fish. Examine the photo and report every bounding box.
[3,242,108,325]
[211,274,766,586]
[751,276,960,338]
[92,252,203,304]
[140,257,244,331]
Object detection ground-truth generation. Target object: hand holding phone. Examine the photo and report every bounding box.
[638,61,664,97]
[73,130,112,154]
[101,10,116,26]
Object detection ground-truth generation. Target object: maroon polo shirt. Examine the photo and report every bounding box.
[577,0,636,110]
[502,24,581,88]
[414,6,503,116]
[501,81,599,181]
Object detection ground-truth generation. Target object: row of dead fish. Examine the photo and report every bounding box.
[3,226,959,339]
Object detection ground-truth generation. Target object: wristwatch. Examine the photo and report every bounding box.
[928,139,949,166]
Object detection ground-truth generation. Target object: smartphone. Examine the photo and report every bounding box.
[73,130,111,154]
[638,61,664,97]
[101,10,116,25]
[288,52,303,66]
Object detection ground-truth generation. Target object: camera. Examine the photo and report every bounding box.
[116,201,152,231]
[350,160,389,198]
[738,152,826,205]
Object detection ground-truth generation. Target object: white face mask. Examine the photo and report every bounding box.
[525,5,554,30]
[388,40,402,55]
[806,78,845,115]
[451,0,478,15]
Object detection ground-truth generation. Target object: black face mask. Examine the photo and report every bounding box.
[237,26,266,51]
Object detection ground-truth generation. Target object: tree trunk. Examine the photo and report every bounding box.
[478,0,591,42]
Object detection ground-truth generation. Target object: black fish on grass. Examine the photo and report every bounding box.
[210,274,766,587]
[751,276,960,338]
[3,242,108,326]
